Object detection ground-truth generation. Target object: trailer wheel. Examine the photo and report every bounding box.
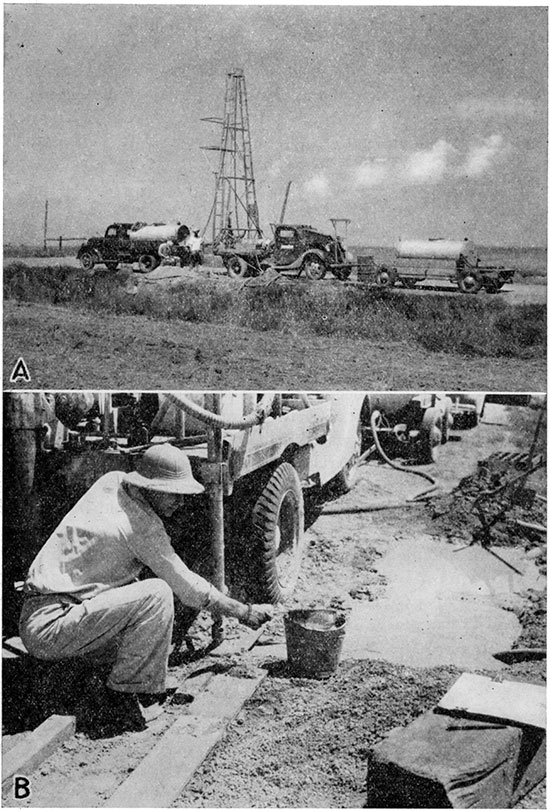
[457,272,482,294]
[251,462,305,603]
[401,278,417,289]
[105,261,119,272]
[138,254,160,273]
[376,267,395,288]
[303,256,326,281]
[226,256,248,279]
[418,407,442,464]
[79,251,96,271]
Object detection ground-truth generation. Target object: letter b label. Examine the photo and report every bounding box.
[14,776,31,799]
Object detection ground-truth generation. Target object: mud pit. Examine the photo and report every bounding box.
[3,404,546,808]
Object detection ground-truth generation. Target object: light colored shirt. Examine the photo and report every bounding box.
[186,235,202,252]
[25,471,218,610]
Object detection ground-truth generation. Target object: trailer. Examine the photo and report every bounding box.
[375,238,516,294]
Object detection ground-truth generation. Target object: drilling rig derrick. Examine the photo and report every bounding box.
[201,68,262,248]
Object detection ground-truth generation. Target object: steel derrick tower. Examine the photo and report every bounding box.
[202,68,262,247]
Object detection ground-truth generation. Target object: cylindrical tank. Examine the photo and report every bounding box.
[129,223,189,243]
[395,238,477,262]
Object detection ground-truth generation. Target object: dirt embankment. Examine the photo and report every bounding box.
[4,300,546,391]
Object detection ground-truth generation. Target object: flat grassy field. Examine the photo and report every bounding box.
[4,300,545,391]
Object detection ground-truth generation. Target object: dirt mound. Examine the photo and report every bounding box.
[430,452,546,556]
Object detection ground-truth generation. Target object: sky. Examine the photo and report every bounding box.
[4,4,548,247]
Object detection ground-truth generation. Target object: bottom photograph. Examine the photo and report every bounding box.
[2,390,547,809]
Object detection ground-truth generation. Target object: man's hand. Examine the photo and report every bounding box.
[242,603,274,629]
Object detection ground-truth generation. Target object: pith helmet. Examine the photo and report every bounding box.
[126,444,204,494]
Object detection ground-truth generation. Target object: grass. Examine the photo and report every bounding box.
[4,262,546,361]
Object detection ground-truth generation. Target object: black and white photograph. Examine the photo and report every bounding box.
[2,4,547,390]
[2,390,547,806]
[2,3,547,809]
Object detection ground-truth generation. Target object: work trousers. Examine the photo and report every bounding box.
[19,579,174,695]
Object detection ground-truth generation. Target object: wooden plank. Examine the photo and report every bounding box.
[105,672,265,808]
[209,625,267,657]
[438,673,546,729]
[2,714,76,786]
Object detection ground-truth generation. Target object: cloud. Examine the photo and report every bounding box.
[455,98,540,120]
[354,159,387,188]
[304,173,329,198]
[460,134,505,177]
[403,139,456,183]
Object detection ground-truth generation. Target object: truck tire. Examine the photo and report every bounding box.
[79,251,96,271]
[457,272,482,294]
[226,256,248,279]
[376,267,395,288]
[401,277,417,289]
[251,462,305,603]
[138,254,160,273]
[105,261,119,272]
[418,407,443,464]
[303,255,326,281]
[331,266,352,281]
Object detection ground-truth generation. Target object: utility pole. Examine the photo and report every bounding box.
[43,200,49,251]
[201,68,262,247]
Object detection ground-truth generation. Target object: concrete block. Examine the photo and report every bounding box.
[367,709,545,808]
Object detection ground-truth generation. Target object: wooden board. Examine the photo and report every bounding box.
[2,715,75,786]
[438,672,546,729]
[105,672,265,807]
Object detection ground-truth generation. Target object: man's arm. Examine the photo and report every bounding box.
[129,531,273,628]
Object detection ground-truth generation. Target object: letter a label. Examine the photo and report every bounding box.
[10,357,31,383]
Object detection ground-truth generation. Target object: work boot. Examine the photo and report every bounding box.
[91,688,146,736]
[136,692,167,723]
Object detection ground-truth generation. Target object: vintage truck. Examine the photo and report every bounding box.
[374,238,516,294]
[4,391,452,621]
[76,222,192,273]
[216,222,354,281]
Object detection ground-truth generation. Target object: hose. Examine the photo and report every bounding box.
[369,410,437,487]
[165,392,276,430]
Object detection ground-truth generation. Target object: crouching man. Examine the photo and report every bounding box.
[19,444,273,731]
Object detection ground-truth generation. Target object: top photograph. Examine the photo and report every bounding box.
[3,5,547,392]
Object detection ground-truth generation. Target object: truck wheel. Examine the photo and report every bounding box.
[401,278,417,289]
[79,251,96,271]
[105,261,119,272]
[138,254,160,273]
[251,462,305,603]
[418,407,443,464]
[226,256,248,279]
[331,266,351,281]
[457,273,482,294]
[303,256,326,281]
[376,267,395,288]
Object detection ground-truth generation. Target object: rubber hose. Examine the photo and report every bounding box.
[369,410,437,485]
[165,392,277,430]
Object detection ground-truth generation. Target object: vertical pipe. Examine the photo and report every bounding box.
[205,392,225,643]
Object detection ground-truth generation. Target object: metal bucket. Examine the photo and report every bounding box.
[284,609,346,679]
